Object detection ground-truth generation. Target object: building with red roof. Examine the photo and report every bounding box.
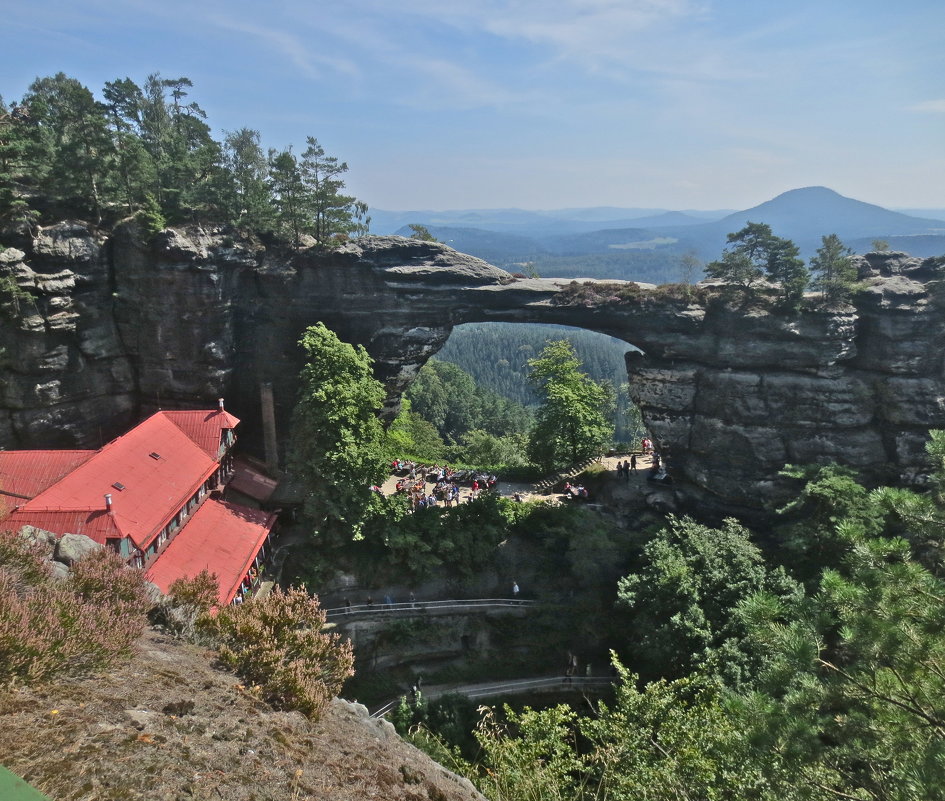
[0,400,277,605]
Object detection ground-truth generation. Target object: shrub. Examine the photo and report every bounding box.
[154,569,220,638]
[136,192,166,239]
[0,531,150,684]
[210,586,355,719]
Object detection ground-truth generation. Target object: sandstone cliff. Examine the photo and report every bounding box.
[1,221,943,516]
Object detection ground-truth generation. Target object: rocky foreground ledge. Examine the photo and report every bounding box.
[1,221,943,517]
[0,628,485,801]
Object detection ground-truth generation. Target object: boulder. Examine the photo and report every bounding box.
[54,533,103,566]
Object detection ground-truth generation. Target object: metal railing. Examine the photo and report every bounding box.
[325,597,536,619]
[371,675,614,717]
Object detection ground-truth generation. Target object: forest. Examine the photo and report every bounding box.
[281,321,945,801]
[0,72,367,244]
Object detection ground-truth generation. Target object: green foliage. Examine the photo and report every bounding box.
[392,692,482,759]
[406,358,531,445]
[0,533,150,684]
[0,272,36,318]
[810,233,857,304]
[472,704,587,801]
[463,665,774,801]
[871,239,890,252]
[745,533,945,800]
[616,515,801,687]
[451,429,529,469]
[526,340,614,471]
[386,401,447,463]
[372,493,511,583]
[871,429,945,574]
[705,222,808,306]
[211,586,355,719]
[584,664,771,800]
[434,322,642,443]
[221,127,273,229]
[136,192,165,238]
[290,323,388,544]
[0,71,367,238]
[20,73,116,223]
[776,463,882,584]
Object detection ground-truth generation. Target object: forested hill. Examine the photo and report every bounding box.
[432,322,642,443]
[388,188,945,282]
[436,323,634,407]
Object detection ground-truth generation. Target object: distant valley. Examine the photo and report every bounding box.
[371,187,945,283]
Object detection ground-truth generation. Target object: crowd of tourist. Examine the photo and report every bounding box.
[391,460,498,510]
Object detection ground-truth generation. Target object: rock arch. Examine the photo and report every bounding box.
[2,228,943,517]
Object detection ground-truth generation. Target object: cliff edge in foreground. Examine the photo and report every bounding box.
[0,629,484,801]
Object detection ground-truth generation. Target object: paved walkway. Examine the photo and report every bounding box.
[371,674,615,717]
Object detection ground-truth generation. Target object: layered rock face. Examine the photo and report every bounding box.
[1,221,942,516]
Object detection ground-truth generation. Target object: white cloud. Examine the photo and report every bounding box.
[909,99,945,113]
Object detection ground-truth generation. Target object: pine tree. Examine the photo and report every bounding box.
[810,233,857,305]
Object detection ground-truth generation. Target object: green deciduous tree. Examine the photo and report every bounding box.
[810,233,857,305]
[526,340,614,470]
[290,322,388,542]
[616,515,801,687]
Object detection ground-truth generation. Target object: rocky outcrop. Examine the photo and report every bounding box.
[1,223,943,517]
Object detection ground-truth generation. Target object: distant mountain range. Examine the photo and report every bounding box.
[370,187,945,283]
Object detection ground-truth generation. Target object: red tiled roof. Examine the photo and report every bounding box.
[145,497,276,605]
[0,450,97,501]
[4,415,220,549]
[161,409,240,459]
[228,456,278,503]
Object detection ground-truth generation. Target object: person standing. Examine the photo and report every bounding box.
[512,580,520,599]
[630,454,637,473]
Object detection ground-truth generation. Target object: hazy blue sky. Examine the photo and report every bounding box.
[3,0,943,211]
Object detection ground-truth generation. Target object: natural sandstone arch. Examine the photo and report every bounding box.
[2,228,943,518]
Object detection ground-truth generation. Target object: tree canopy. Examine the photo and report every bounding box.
[289,323,388,543]
[526,339,614,470]
[0,71,368,242]
[705,221,809,307]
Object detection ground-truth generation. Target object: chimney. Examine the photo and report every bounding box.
[104,493,113,510]
[218,397,225,412]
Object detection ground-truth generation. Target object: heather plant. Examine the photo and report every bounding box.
[211,586,355,719]
[157,569,220,638]
[0,534,151,684]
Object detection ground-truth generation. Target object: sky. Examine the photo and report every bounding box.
[2,0,944,212]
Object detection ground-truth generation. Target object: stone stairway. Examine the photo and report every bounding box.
[530,457,601,495]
